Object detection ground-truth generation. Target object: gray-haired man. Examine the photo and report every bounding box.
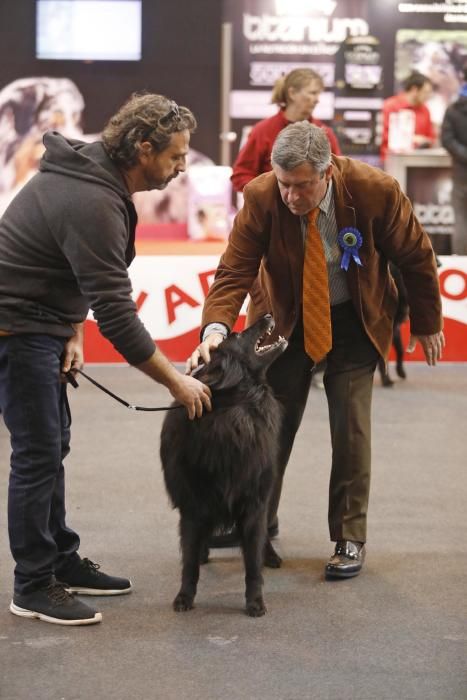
[188,121,443,577]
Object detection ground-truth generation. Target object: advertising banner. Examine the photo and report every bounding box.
[224,0,370,96]
[223,0,467,162]
[222,0,385,158]
[83,255,467,364]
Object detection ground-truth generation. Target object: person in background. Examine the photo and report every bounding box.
[377,263,409,387]
[231,68,341,193]
[189,121,444,578]
[441,64,467,255]
[0,93,211,627]
[381,71,436,161]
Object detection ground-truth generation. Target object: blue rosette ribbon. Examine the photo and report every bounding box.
[338,227,363,271]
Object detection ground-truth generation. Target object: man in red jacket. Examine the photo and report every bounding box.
[381,71,435,161]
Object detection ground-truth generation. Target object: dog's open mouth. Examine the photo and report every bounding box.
[255,332,287,355]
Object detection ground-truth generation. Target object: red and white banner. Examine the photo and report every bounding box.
[84,255,246,363]
[84,255,467,363]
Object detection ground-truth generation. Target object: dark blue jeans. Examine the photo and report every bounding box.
[0,334,80,595]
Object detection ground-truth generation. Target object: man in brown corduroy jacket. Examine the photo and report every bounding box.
[188,121,444,579]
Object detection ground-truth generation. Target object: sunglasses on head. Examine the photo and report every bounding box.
[158,101,180,127]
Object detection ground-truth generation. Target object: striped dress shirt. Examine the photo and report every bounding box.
[300,181,350,306]
[203,180,350,340]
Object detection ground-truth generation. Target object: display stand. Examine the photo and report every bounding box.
[385,148,451,192]
[385,149,453,254]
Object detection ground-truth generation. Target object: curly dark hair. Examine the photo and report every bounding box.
[101,92,197,167]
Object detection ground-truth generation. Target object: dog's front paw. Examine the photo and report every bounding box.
[173,592,195,612]
[263,540,282,568]
[246,597,267,617]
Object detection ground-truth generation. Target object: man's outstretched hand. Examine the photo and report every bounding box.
[168,373,212,420]
[136,346,212,420]
[406,331,445,366]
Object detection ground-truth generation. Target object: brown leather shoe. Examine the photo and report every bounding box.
[325,540,365,579]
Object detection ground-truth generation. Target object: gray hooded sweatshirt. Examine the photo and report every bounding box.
[0,131,155,365]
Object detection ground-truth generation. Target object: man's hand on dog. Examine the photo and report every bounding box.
[136,347,212,420]
[169,374,212,420]
[186,332,225,374]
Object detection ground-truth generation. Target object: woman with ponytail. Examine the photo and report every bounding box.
[231,68,341,192]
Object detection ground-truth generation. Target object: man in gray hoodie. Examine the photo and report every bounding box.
[0,92,212,626]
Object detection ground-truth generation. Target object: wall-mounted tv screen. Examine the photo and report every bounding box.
[36,0,142,61]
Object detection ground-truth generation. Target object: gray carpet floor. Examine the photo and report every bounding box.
[0,363,466,700]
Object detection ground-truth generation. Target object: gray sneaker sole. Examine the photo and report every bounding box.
[63,584,132,596]
[9,601,102,625]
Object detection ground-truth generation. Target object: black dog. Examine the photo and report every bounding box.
[378,262,409,387]
[160,315,287,617]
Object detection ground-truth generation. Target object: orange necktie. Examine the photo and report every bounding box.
[302,207,332,363]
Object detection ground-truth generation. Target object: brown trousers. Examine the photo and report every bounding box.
[266,300,379,543]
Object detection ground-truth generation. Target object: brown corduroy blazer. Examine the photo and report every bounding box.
[202,156,443,359]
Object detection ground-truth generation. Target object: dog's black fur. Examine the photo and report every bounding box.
[160,315,287,617]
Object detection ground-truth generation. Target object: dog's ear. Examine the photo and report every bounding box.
[198,354,244,391]
[212,357,245,391]
[194,353,223,387]
[196,363,222,387]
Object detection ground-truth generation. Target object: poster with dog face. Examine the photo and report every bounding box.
[0,76,216,237]
[0,77,86,214]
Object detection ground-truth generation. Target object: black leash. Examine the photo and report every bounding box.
[65,369,183,412]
